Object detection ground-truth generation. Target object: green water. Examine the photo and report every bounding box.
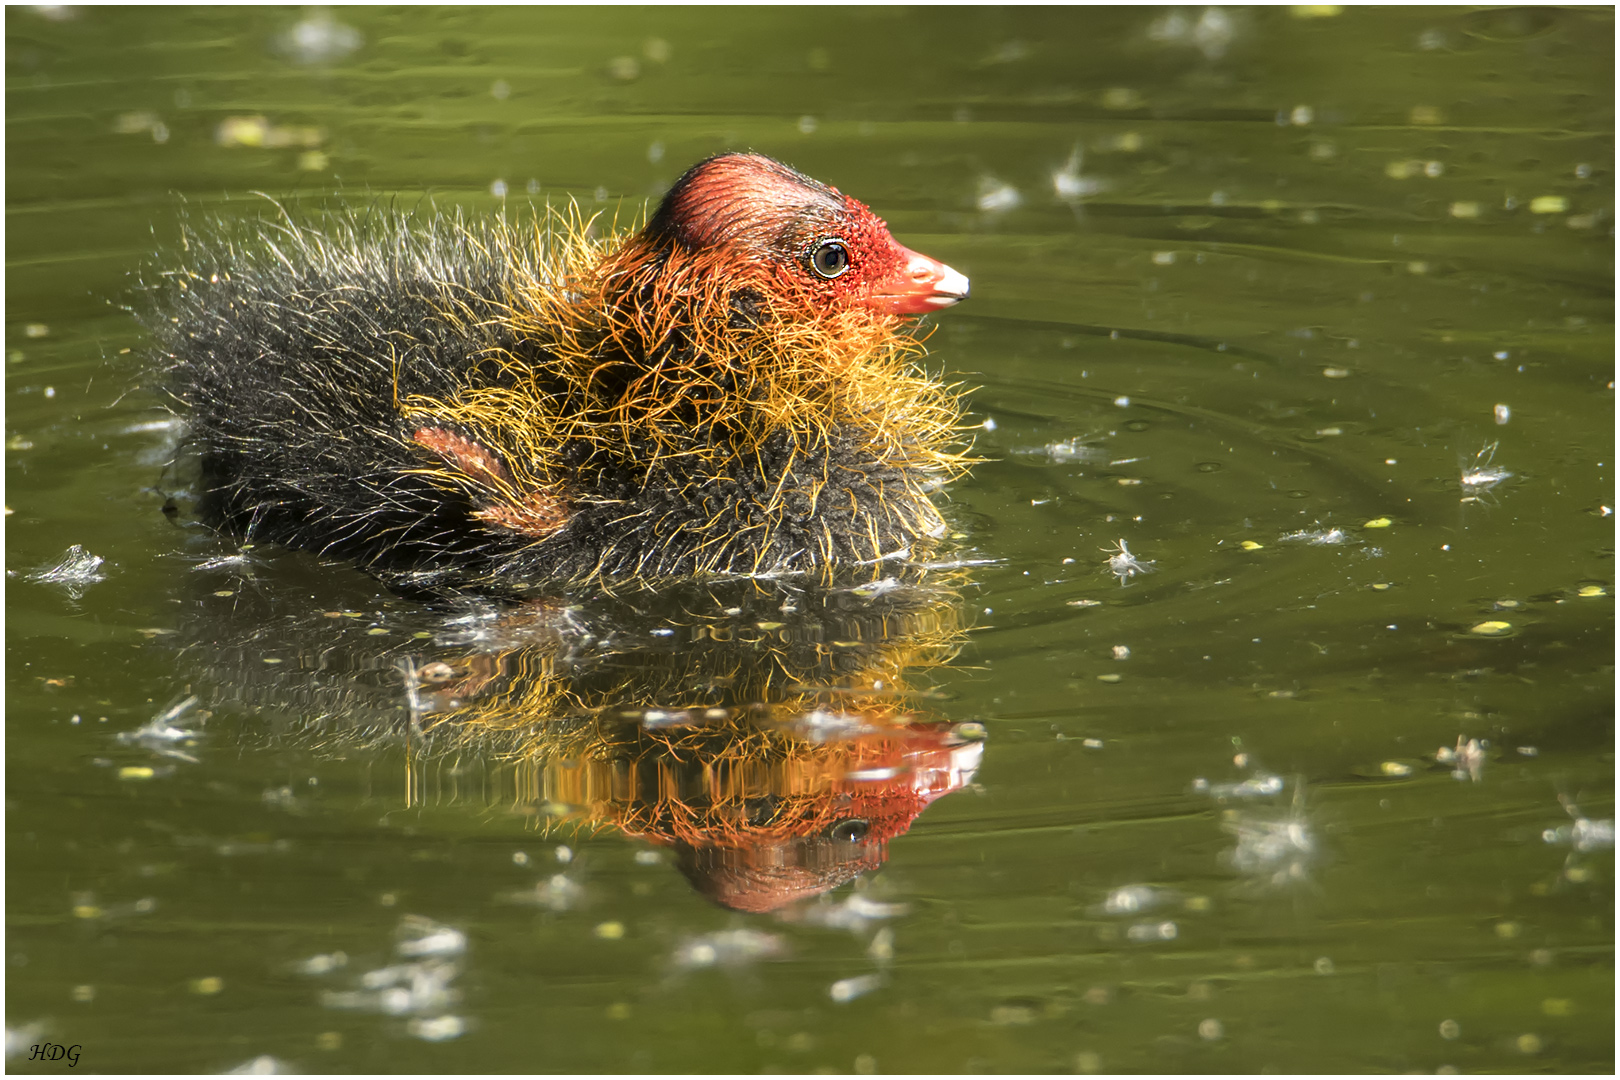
[6,6,1613,1073]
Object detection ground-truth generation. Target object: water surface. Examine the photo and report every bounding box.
[6,6,1613,1073]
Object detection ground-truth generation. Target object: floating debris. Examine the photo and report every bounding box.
[1543,795,1614,854]
[324,959,459,1017]
[190,550,256,573]
[1147,6,1239,60]
[215,115,324,150]
[1103,539,1155,585]
[116,696,204,763]
[312,915,469,1034]
[261,785,301,811]
[406,1015,467,1042]
[784,892,910,933]
[1098,884,1174,916]
[1125,920,1178,942]
[396,916,466,958]
[70,892,155,922]
[1279,527,1350,546]
[1039,438,1109,464]
[976,177,1022,214]
[113,109,168,143]
[1052,146,1108,201]
[291,951,348,976]
[4,1022,47,1059]
[1436,736,1486,782]
[846,576,906,599]
[1223,786,1316,887]
[275,8,362,65]
[226,1056,297,1075]
[671,928,788,971]
[1459,442,1512,502]
[1192,773,1284,800]
[829,973,885,1003]
[500,873,584,912]
[26,544,106,596]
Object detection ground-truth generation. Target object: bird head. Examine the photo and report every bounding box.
[641,152,969,317]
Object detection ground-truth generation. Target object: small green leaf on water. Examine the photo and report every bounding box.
[119,766,155,780]
[1469,620,1512,636]
[1241,540,1263,550]
[1364,517,1392,528]
[1096,673,1122,683]
[1577,584,1605,597]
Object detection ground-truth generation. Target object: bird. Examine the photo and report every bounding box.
[149,152,972,596]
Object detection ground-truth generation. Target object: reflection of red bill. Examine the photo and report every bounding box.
[662,724,985,913]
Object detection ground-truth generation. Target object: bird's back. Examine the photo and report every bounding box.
[150,205,960,595]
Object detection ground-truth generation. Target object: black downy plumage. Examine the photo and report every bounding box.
[148,155,971,595]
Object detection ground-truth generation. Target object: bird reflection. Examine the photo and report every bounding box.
[172,562,984,913]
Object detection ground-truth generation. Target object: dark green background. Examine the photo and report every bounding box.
[7,6,1612,1072]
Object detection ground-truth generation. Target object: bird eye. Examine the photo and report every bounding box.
[827,818,870,843]
[810,239,851,280]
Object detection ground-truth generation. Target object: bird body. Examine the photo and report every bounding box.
[151,154,971,594]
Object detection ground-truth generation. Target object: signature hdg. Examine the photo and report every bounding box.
[27,1043,81,1068]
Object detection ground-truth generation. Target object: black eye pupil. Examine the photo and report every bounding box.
[812,241,849,279]
[828,818,870,843]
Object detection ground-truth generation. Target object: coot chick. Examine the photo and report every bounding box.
[151,153,971,594]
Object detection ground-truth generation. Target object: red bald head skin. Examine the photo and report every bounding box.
[642,153,968,317]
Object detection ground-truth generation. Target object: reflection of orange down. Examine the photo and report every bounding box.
[517,717,983,912]
[171,562,984,912]
[388,573,984,910]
